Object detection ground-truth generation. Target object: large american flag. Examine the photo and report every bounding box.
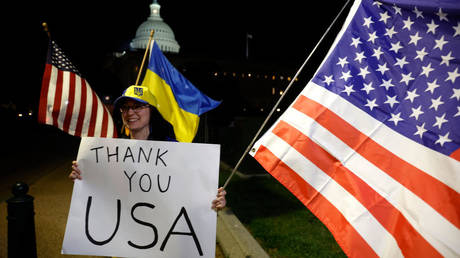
[251,0,460,257]
[38,40,117,138]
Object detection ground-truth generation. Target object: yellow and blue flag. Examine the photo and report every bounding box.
[141,41,221,142]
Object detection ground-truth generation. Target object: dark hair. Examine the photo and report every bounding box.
[146,106,176,141]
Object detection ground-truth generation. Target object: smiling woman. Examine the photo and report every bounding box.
[114,85,175,141]
[120,101,152,140]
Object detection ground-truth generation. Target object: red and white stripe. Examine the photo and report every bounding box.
[38,63,117,138]
[251,81,460,257]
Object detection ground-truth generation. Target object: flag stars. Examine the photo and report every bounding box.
[433,113,448,129]
[414,123,427,138]
[440,51,454,66]
[455,106,460,117]
[362,82,375,94]
[384,95,399,108]
[388,112,404,126]
[372,46,384,60]
[435,132,452,147]
[373,1,383,8]
[409,32,422,46]
[379,11,390,24]
[434,36,448,51]
[403,16,414,31]
[429,96,444,111]
[350,37,362,48]
[393,5,402,16]
[445,67,460,83]
[389,41,403,53]
[376,63,389,75]
[413,7,424,19]
[405,88,420,103]
[453,22,460,37]
[400,72,415,85]
[380,78,394,90]
[337,56,349,68]
[341,85,355,96]
[426,20,439,34]
[420,63,435,78]
[323,75,335,85]
[451,88,460,101]
[355,51,366,63]
[436,8,448,22]
[363,16,374,28]
[340,70,353,81]
[415,47,428,62]
[384,26,398,38]
[425,79,440,94]
[310,2,460,155]
[365,98,379,111]
[395,56,409,69]
[410,105,424,120]
[358,66,371,79]
[368,31,379,44]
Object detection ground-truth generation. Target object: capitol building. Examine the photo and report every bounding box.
[130,0,180,53]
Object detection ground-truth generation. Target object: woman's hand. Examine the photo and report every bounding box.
[211,187,227,211]
[69,161,82,181]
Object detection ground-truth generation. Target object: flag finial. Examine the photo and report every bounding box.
[42,22,51,38]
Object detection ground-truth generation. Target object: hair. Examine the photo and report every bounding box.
[145,106,176,141]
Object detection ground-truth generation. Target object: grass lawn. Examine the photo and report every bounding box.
[219,165,346,258]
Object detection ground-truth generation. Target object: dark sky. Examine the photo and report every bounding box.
[6,0,349,108]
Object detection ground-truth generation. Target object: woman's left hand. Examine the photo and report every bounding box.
[211,187,227,211]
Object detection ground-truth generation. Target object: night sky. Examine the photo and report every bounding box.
[6,0,348,111]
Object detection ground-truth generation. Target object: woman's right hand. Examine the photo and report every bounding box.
[69,161,82,181]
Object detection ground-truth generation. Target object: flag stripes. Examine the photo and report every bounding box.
[39,62,116,138]
[269,120,440,257]
[304,83,460,252]
[51,67,63,128]
[62,72,76,133]
[254,141,403,257]
[252,81,460,257]
[74,78,87,137]
[293,94,460,229]
[88,90,99,137]
[38,63,52,125]
[254,146,380,258]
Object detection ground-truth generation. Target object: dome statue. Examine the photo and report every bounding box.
[130,0,180,53]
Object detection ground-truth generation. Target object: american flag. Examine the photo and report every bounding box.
[251,0,459,257]
[38,40,117,138]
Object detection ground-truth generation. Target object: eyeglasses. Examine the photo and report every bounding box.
[120,104,149,113]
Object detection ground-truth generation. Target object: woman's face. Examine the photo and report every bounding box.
[120,99,151,133]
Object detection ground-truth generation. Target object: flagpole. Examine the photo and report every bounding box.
[222,0,352,189]
[135,30,155,86]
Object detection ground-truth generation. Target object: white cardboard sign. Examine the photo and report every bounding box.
[62,137,220,258]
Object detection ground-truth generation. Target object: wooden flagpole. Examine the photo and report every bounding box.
[135,29,155,86]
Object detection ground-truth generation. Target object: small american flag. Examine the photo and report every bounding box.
[38,40,117,138]
[251,0,459,257]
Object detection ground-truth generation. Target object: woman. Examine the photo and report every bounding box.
[69,85,226,211]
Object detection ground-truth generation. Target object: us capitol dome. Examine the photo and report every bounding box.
[130,0,180,53]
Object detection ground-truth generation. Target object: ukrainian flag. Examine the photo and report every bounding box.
[141,42,221,142]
